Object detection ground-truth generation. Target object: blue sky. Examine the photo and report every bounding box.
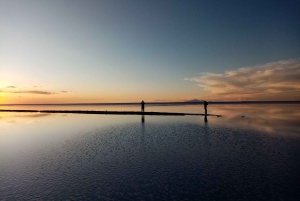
[0,0,299,103]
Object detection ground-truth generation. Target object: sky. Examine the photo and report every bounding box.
[0,0,299,104]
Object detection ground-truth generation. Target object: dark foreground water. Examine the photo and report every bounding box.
[0,104,300,200]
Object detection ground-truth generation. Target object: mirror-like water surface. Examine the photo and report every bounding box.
[0,104,299,200]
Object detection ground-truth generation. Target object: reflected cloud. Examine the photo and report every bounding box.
[187,59,300,101]
[0,113,52,124]
[6,120,16,123]
[22,113,52,118]
[210,104,300,137]
[0,113,51,119]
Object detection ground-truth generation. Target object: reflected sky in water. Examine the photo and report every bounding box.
[1,103,299,137]
[207,104,300,137]
[0,104,299,162]
[0,104,299,200]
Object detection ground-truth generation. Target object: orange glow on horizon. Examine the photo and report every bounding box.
[1,94,299,105]
[0,84,298,105]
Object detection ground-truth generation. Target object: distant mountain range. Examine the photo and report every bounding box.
[185,99,203,102]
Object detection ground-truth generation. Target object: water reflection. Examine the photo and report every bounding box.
[0,113,51,118]
[204,115,208,123]
[0,113,51,124]
[209,104,300,137]
[141,115,145,123]
[1,104,300,200]
[1,104,299,137]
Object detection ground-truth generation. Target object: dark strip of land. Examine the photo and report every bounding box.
[0,109,222,117]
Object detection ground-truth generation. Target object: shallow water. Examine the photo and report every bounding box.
[0,104,300,200]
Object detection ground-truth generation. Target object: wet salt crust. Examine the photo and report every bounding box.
[1,123,300,200]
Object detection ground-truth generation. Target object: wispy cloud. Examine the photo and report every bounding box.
[9,90,55,95]
[60,90,76,93]
[153,99,172,102]
[186,59,300,101]
[1,88,73,95]
[6,86,17,88]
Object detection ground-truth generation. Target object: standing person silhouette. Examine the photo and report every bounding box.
[204,101,208,115]
[141,100,145,112]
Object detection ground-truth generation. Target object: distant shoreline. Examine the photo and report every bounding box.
[0,109,222,117]
[1,101,299,106]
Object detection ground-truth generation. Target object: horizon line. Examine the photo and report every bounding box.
[1,100,299,106]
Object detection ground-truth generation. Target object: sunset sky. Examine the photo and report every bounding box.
[1,0,299,104]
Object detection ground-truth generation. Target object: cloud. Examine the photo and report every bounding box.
[6,86,17,88]
[61,91,75,93]
[63,90,76,93]
[1,88,73,95]
[186,59,300,101]
[153,99,172,102]
[9,90,55,95]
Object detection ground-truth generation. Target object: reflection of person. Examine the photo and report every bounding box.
[142,115,145,123]
[141,100,145,112]
[204,101,208,115]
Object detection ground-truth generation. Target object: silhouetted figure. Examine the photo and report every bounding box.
[204,101,208,115]
[141,100,145,112]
